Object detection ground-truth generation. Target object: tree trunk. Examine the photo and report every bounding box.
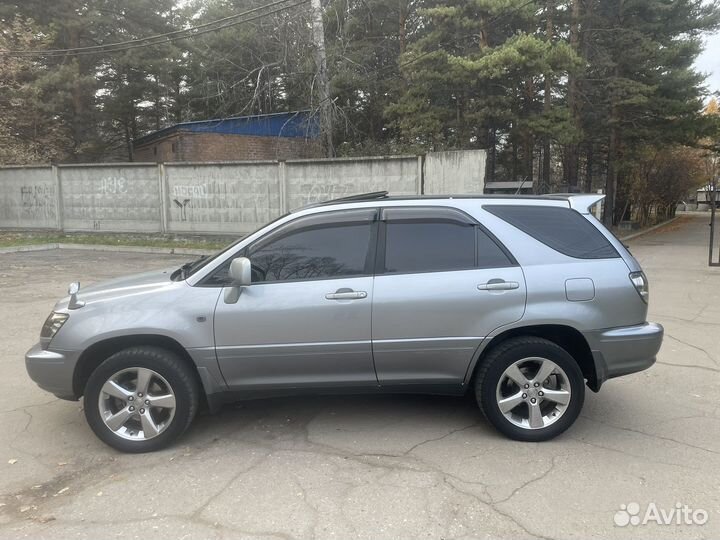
[487,128,497,184]
[542,0,554,193]
[585,142,594,192]
[125,120,134,162]
[127,101,136,162]
[310,0,334,157]
[67,27,84,162]
[564,0,581,189]
[398,0,407,54]
[604,1,624,226]
[154,82,161,131]
[174,81,182,123]
[605,106,619,227]
[525,131,534,193]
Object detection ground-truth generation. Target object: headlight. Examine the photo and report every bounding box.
[40,312,69,344]
[629,271,649,304]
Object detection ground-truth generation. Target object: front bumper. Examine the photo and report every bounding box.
[584,322,664,391]
[25,342,80,401]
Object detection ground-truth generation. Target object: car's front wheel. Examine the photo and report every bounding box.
[84,346,199,453]
[475,337,585,441]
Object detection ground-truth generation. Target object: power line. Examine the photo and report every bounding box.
[0,0,309,58]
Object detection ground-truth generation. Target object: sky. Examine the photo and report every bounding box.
[696,32,720,97]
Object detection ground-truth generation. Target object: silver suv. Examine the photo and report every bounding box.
[26,192,663,452]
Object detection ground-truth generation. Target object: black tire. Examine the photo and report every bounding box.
[475,336,585,442]
[84,346,200,453]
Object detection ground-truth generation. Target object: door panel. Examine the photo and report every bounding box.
[371,206,527,385]
[215,277,376,389]
[372,268,526,384]
[212,208,379,390]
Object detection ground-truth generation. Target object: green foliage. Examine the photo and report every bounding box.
[0,0,718,222]
[0,17,72,163]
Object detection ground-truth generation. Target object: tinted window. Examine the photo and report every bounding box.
[477,228,514,268]
[485,205,619,259]
[383,208,476,273]
[247,210,374,282]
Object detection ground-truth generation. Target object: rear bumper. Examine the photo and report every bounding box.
[25,343,80,401]
[583,322,664,391]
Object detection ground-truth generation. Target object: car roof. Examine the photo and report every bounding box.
[299,192,605,214]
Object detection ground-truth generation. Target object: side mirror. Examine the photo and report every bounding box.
[229,257,252,286]
[224,257,252,304]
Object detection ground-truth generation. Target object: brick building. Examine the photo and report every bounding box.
[132,111,322,162]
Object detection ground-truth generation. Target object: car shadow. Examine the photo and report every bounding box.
[182,392,495,450]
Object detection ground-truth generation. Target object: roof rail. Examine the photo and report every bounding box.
[318,191,389,205]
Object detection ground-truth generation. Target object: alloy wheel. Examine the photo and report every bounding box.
[98,367,177,441]
[495,357,572,430]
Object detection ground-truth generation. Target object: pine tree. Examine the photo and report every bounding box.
[580,0,719,224]
[0,17,71,163]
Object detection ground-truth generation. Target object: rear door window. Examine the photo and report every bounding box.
[380,207,514,274]
[484,205,619,259]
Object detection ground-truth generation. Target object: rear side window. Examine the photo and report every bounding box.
[381,207,514,273]
[477,228,515,268]
[484,205,619,259]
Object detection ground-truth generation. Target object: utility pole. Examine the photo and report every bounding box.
[310,0,334,157]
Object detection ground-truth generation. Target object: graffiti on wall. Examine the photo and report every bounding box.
[19,184,55,221]
[173,198,192,221]
[167,176,277,227]
[98,176,128,195]
[172,184,208,199]
[298,183,351,207]
[0,152,481,232]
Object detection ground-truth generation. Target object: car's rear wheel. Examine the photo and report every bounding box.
[84,346,199,453]
[475,337,585,441]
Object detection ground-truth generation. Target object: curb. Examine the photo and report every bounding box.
[57,243,214,256]
[0,243,60,254]
[619,216,679,242]
[0,243,214,256]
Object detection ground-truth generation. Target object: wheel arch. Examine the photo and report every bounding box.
[468,324,599,391]
[72,334,216,408]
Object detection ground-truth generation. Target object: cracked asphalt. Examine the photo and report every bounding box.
[1,212,718,539]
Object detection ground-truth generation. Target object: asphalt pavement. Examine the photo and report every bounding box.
[0,212,718,539]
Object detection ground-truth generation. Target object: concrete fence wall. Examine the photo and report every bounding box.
[0,150,485,235]
[0,166,57,229]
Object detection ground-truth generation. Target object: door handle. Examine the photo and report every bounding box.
[325,290,367,300]
[477,280,519,291]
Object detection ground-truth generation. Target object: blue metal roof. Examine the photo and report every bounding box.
[134,110,319,146]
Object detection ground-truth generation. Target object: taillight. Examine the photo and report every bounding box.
[629,271,649,304]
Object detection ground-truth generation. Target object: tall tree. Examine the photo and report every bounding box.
[325,0,421,154]
[386,0,579,190]
[0,17,71,163]
[2,0,183,161]
[581,0,719,224]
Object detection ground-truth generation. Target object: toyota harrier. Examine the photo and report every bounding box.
[26,192,663,452]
